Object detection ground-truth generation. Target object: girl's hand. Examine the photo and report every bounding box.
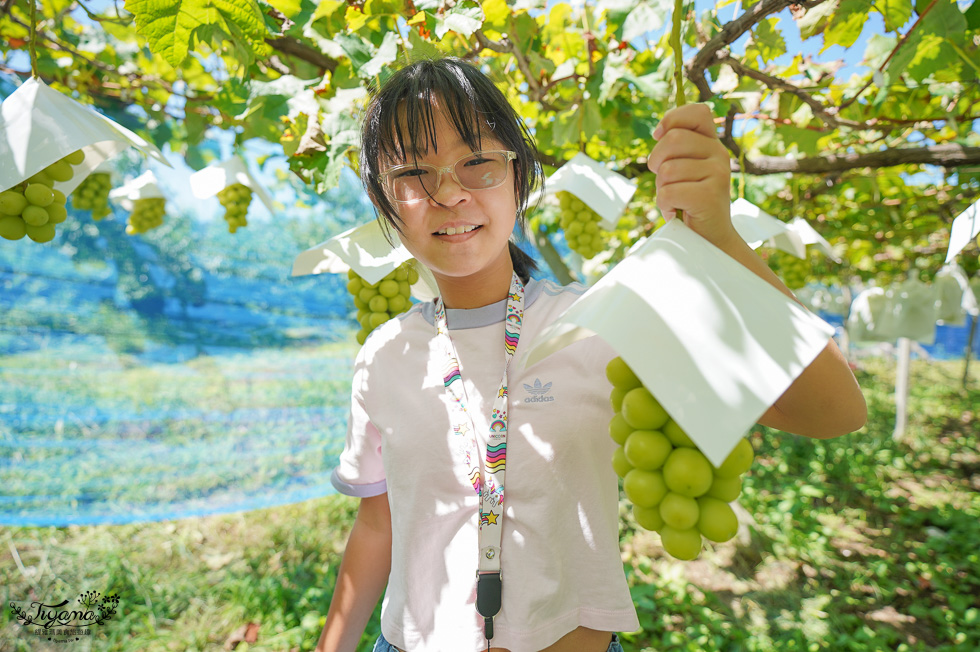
[647,104,737,248]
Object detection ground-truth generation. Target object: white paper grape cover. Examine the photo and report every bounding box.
[291,219,439,299]
[0,77,169,195]
[730,198,805,256]
[108,170,164,211]
[768,217,840,263]
[187,157,275,213]
[519,219,835,467]
[537,152,637,230]
[945,197,979,263]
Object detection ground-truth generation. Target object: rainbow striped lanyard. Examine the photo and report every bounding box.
[433,271,524,641]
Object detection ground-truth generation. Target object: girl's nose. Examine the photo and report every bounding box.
[429,171,470,205]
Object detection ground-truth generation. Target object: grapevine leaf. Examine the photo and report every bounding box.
[863,33,897,69]
[967,0,980,30]
[346,7,369,32]
[407,27,442,62]
[873,0,913,31]
[435,1,485,39]
[481,0,510,29]
[793,0,838,40]
[822,0,870,52]
[751,17,787,63]
[312,0,342,21]
[359,31,399,79]
[124,0,271,68]
[622,0,669,43]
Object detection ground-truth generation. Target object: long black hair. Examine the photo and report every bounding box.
[359,57,541,282]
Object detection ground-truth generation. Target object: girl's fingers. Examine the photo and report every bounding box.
[652,103,717,141]
[647,129,728,175]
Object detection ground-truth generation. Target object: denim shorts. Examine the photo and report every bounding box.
[373,631,624,652]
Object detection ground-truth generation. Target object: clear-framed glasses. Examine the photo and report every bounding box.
[380,150,517,204]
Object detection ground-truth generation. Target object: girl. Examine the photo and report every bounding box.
[315,57,866,652]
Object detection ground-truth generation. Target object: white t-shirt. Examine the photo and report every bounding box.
[332,278,639,652]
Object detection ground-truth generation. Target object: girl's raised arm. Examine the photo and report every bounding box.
[647,104,867,439]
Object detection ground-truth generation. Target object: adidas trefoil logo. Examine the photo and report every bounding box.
[522,378,555,403]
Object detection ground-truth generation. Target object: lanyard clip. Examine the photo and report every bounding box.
[476,571,502,641]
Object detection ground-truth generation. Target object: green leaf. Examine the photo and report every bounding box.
[793,0,838,40]
[333,33,374,74]
[481,0,510,29]
[124,0,271,68]
[360,31,399,79]
[407,27,443,62]
[967,0,980,30]
[863,33,897,69]
[822,0,870,52]
[582,100,601,140]
[873,0,913,31]
[435,0,485,39]
[311,0,342,21]
[751,17,787,63]
[622,0,669,43]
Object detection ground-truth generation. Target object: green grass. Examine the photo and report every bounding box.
[2,357,978,651]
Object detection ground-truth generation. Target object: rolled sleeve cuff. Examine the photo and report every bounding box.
[331,468,388,497]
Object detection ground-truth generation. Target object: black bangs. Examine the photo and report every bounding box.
[378,69,486,165]
[358,57,542,281]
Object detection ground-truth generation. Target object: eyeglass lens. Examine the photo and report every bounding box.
[388,152,510,203]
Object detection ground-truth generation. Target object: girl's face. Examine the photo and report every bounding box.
[381,105,518,289]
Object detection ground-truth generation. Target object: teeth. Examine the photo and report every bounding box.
[438,225,477,235]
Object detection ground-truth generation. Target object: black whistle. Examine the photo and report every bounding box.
[476,572,501,641]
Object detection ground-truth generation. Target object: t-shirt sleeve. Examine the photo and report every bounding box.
[330,349,387,498]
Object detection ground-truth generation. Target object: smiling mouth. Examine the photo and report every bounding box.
[434,225,481,236]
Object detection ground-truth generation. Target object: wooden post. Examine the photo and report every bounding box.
[894,337,911,441]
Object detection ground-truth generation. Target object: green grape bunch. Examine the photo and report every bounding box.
[767,249,811,290]
[557,191,608,259]
[126,197,166,235]
[0,149,84,243]
[347,261,420,345]
[216,182,253,233]
[71,172,113,220]
[606,356,754,561]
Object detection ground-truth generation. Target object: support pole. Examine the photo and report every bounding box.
[893,337,911,442]
[964,314,977,390]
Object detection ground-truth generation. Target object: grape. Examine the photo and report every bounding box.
[348,260,418,345]
[659,526,702,561]
[659,492,699,530]
[623,429,672,470]
[126,197,166,235]
[0,216,27,240]
[605,356,642,390]
[623,469,668,508]
[621,387,670,431]
[612,447,633,479]
[557,191,608,259]
[712,438,754,479]
[662,448,714,498]
[216,182,253,233]
[71,172,113,220]
[696,497,738,543]
[767,248,810,289]
[705,474,742,502]
[608,412,633,446]
[605,355,755,560]
[0,190,27,215]
[632,504,664,531]
[0,149,85,243]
